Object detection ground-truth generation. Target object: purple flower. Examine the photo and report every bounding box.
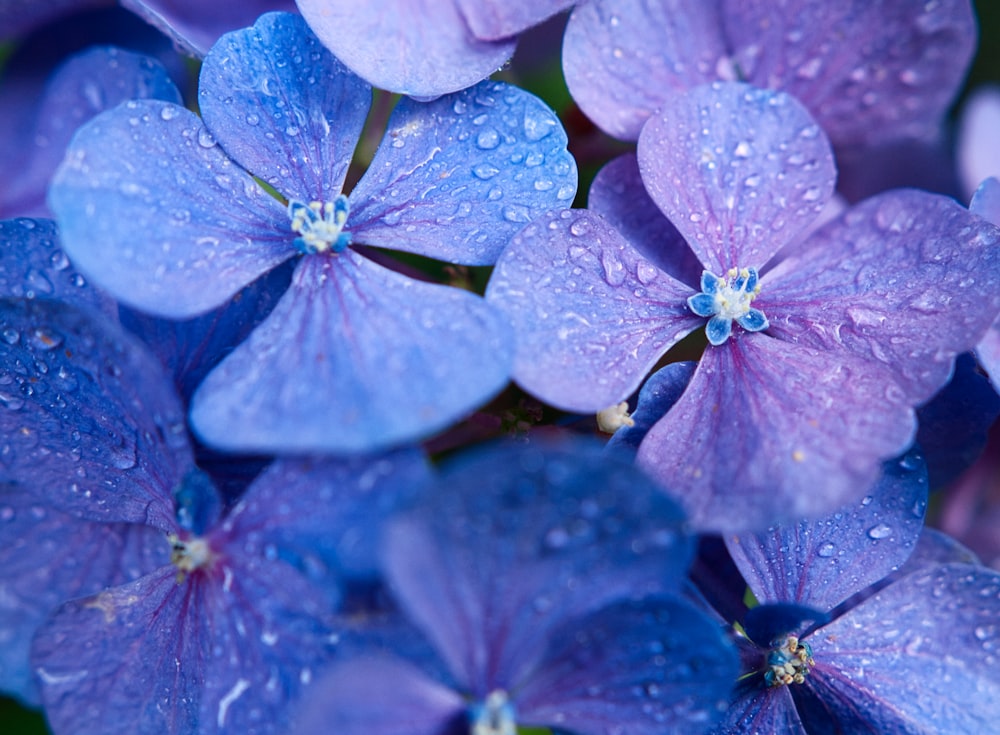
[49,11,577,454]
[486,82,1000,532]
[292,437,739,735]
[970,177,1000,394]
[958,86,1000,201]
[296,0,575,97]
[704,451,1000,733]
[563,0,976,146]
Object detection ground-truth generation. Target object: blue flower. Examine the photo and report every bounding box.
[49,11,578,454]
[291,438,739,735]
[486,82,1000,532]
[701,450,1000,733]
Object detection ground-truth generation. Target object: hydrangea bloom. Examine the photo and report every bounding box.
[563,0,976,145]
[292,438,739,735]
[970,177,1000,393]
[296,0,575,97]
[0,296,432,733]
[486,81,1000,531]
[706,451,1000,733]
[49,11,577,454]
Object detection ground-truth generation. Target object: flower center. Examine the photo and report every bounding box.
[764,635,815,687]
[469,690,517,735]
[168,533,212,580]
[288,195,352,254]
[687,267,768,345]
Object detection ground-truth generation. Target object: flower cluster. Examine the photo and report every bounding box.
[1,2,1000,735]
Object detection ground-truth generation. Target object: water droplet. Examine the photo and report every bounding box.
[160,106,180,121]
[2,328,19,345]
[802,186,822,202]
[472,163,500,180]
[867,523,892,539]
[502,205,530,223]
[476,128,500,150]
[29,327,63,351]
[601,251,626,287]
[569,219,591,237]
[733,141,751,158]
[452,99,467,115]
[285,125,300,137]
[0,392,24,410]
[544,527,569,549]
[197,129,217,148]
[817,542,835,557]
[523,111,555,141]
[245,113,260,125]
[797,58,823,79]
[49,251,70,271]
[860,495,873,506]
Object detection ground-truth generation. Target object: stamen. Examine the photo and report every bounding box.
[688,266,768,345]
[469,690,517,735]
[168,533,212,582]
[764,635,815,687]
[288,195,352,254]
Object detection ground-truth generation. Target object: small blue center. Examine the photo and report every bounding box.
[687,267,768,345]
[469,690,517,735]
[288,195,352,255]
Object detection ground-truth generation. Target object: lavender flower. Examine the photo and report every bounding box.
[49,11,577,454]
[486,82,1000,531]
[563,0,976,146]
[292,438,739,735]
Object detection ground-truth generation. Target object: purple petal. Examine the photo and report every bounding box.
[296,0,514,97]
[349,80,577,265]
[959,87,1000,200]
[710,684,806,735]
[588,154,704,287]
[453,0,575,40]
[727,449,928,611]
[760,189,1000,404]
[637,335,916,533]
[293,656,465,735]
[34,535,341,735]
[485,209,701,411]
[725,0,977,148]
[0,299,189,530]
[563,0,726,141]
[189,252,512,453]
[221,450,432,584]
[0,0,111,39]
[803,564,1000,732]
[120,0,298,57]
[382,438,692,694]
[0,487,166,705]
[638,82,836,274]
[198,12,370,202]
[0,46,181,218]
[516,597,737,734]
[0,218,116,316]
[49,99,295,318]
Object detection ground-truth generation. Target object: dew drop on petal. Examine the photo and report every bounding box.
[867,523,892,539]
[817,542,835,557]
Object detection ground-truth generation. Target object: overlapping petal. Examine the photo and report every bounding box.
[636,334,916,532]
[486,209,700,411]
[49,99,294,318]
[760,189,1000,403]
[454,0,575,41]
[0,298,189,530]
[726,449,928,611]
[198,12,371,203]
[296,0,514,97]
[189,252,512,453]
[637,82,836,274]
[605,361,697,456]
[349,81,577,265]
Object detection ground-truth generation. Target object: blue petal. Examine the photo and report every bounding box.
[727,449,929,611]
[381,437,692,694]
[349,80,577,265]
[49,99,295,318]
[700,270,721,294]
[189,251,512,454]
[605,361,697,456]
[687,292,716,317]
[198,12,371,202]
[737,307,768,332]
[0,298,189,530]
[515,596,738,734]
[705,314,732,345]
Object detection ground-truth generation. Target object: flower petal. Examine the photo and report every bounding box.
[588,154,703,287]
[711,683,807,735]
[485,209,701,411]
[638,82,836,274]
[727,448,928,611]
[0,486,165,705]
[190,252,512,454]
[349,80,577,265]
[296,0,514,97]
[724,0,977,148]
[563,0,726,141]
[516,596,738,735]
[0,299,189,529]
[453,0,575,40]
[959,88,1000,199]
[802,564,1000,733]
[605,361,697,456]
[49,99,294,318]
[760,189,1000,403]
[637,334,916,533]
[199,12,371,202]
[382,438,692,694]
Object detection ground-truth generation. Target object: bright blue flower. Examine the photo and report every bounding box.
[49,11,577,455]
[292,438,739,735]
